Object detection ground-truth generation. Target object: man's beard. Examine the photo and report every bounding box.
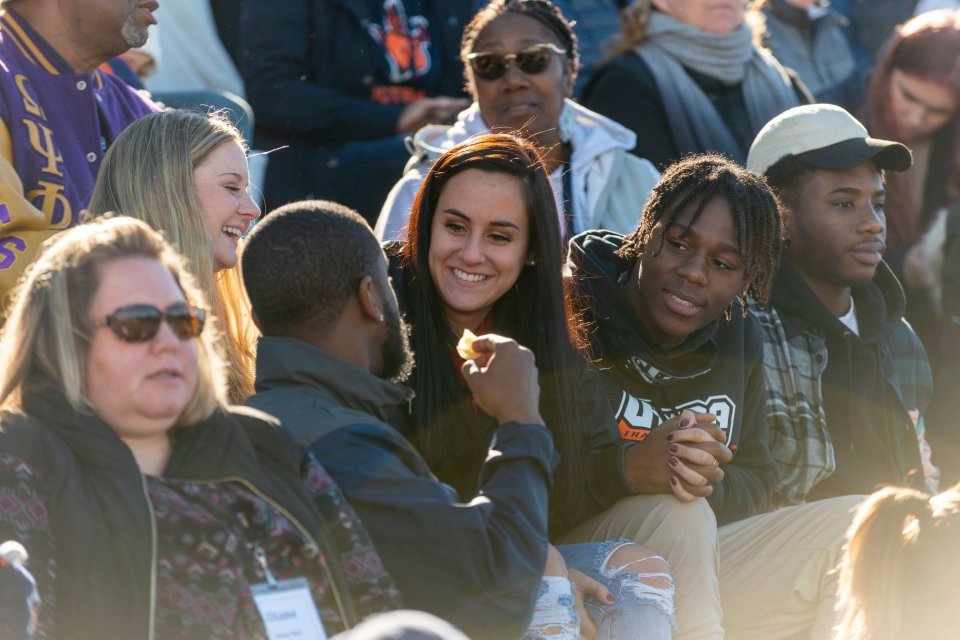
[121,8,148,48]
[381,304,415,383]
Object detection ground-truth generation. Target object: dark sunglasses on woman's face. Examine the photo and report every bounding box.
[93,302,206,343]
[467,43,567,81]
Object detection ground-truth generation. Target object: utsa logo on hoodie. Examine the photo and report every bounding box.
[568,229,777,524]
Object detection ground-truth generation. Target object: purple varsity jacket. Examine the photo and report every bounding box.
[0,9,158,299]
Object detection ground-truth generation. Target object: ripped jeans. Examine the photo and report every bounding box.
[525,539,676,640]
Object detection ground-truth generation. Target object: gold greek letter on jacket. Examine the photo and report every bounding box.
[22,119,63,177]
[14,74,45,119]
[25,179,72,227]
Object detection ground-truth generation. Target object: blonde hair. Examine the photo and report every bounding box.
[0,216,227,423]
[835,483,960,640]
[610,0,653,53]
[87,109,256,403]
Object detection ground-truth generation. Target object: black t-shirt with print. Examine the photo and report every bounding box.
[364,0,444,105]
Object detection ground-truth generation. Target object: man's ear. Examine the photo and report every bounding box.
[357,275,384,323]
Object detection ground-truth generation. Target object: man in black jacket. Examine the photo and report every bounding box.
[239,0,470,221]
[747,104,934,503]
[242,200,557,639]
[565,155,864,640]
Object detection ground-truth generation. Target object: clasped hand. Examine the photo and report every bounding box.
[624,409,732,502]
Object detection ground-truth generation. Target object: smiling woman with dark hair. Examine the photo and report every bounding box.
[376,0,660,243]
[390,132,676,639]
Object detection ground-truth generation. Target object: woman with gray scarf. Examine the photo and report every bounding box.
[581,0,810,170]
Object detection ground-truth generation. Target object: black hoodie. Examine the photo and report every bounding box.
[568,231,776,525]
[771,256,928,500]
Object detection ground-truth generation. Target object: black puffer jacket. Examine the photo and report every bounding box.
[0,378,398,639]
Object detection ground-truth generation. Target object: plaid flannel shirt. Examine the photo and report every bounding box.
[751,303,933,504]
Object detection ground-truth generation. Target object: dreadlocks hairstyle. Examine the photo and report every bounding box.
[460,0,580,89]
[618,153,783,311]
[399,132,588,531]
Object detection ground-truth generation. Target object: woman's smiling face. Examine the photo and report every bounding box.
[427,168,530,335]
[193,140,260,271]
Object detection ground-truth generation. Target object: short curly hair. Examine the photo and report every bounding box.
[241,200,382,337]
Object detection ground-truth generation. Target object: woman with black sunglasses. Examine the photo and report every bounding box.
[376,0,660,244]
[0,216,402,639]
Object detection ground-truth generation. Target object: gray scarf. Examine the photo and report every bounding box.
[635,11,800,162]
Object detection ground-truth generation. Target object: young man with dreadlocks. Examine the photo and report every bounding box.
[747,104,935,503]
[565,154,865,640]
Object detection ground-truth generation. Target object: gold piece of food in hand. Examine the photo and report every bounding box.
[456,329,480,360]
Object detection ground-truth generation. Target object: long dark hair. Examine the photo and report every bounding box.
[401,133,587,521]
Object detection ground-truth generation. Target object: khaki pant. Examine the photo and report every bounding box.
[559,494,864,640]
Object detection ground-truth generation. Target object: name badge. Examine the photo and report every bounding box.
[251,577,328,640]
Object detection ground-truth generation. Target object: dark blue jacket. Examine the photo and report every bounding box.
[547,0,628,96]
[239,0,471,213]
[247,336,556,640]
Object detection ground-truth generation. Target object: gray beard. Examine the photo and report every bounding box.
[121,14,148,49]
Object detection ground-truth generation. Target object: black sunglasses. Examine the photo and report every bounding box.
[93,302,206,343]
[467,43,567,81]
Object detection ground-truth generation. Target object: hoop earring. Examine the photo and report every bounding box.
[558,101,575,144]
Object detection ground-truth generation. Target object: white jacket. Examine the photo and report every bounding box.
[374,99,659,241]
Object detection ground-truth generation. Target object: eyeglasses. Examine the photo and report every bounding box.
[467,43,567,81]
[93,302,206,343]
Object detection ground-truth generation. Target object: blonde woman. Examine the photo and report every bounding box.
[87,109,259,402]
[0,216,398,639]
[581,0,808,170]
[835,483,960,640]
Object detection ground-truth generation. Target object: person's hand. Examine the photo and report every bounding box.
[568,569,613,640]
[666,412,731,501]
[396,96,470,133]
[668,412,730,488]
[623,409,727,500]
[903,241,936,290]
[0,541,38,640]
[461,334,543,426]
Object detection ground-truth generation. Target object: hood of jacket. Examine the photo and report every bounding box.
[771,255,906,345]
[568,230,721,385]
[253,335,413,434]
[408,98,638,171]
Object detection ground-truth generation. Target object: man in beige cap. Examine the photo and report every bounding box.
[747,104,936,507]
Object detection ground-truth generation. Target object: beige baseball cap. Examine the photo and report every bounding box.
[747,104,912,175]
